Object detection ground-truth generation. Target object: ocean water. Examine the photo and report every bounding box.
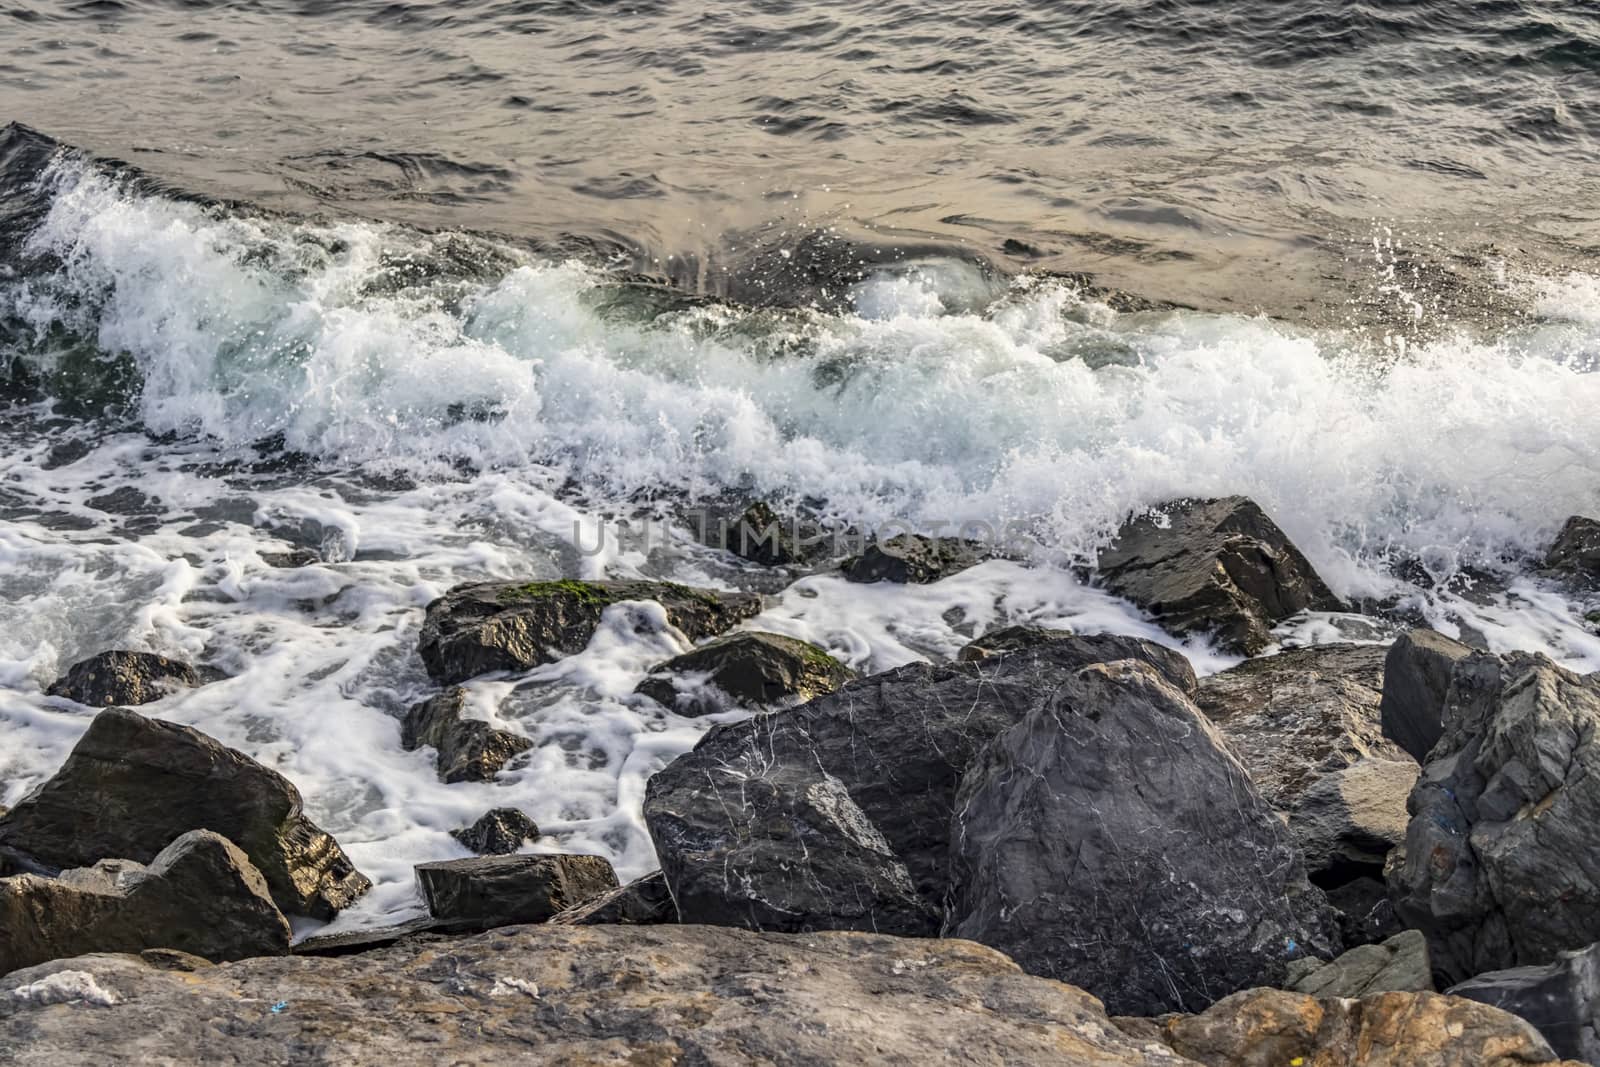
[3,0,1600,934]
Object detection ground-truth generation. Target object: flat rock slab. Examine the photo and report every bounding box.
[415,854,618,928]
[1286,930,1432,999]
[0,925,1199,1066]
[418,579,762,685]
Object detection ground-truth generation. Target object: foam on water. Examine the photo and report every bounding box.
[4,154,1600,934]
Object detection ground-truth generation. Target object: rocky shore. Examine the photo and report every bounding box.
[7,495,1600,1064]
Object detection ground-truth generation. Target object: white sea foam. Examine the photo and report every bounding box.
[3,156,1600,936]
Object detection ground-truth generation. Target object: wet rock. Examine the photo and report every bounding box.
[260,547,321,568]
[415,854,618,929]
[46,650,224,708]
[645,635,1199,936]
[958,626,1199,695]
[1095,496,1343,654]
[635,631,857,716]
[1544,516,1600,585]
[418,579,762,685]
[41,439,92,470]
[696,500,835,567]
[401,689,533,784]
[85,486,159,517]
[1285,930,1432,998]
[1449,941,1600,1064]
[842,534,988,584]
[0,924,1203,1065]
[0,707,370,920]
[1388,651,1600,983]
[1144,987,1572,1066]
[449,808,540,856]
[1379,628,1473,762]
[549,870,677,926]
[950,660,1339,1015]
[0,830,290,976]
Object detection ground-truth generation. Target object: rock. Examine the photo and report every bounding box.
[291,917,473,958]
[418,579,763,685]
[1380,628,1474,762]
[958,626,1199,695]
[1194,643,1414,937]
[1544,516,1600,584]
[949,660,1339,1015]
[0,925,1207,1066]
[644,634,1198,935]
[1285,930,1432,998]
[0,830,290,976]
[1449,941,1600,1064]
[0,707,370,920]
[1388,651,1600,983]
[415,854,618,928]
[549,870,678,926]
[260,547,320,568]
[1095,496,1342,654]
[45,650,222,707]
[1289,757,1417,886]
[401,689,532,784]
[698,501,837,567]
[635,631,857,715]
[449,808,540,855]
[1144,986,1574,1067]
[842,534,988,584]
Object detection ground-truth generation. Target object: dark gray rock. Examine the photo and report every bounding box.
[1290,757,1417,888]
[0,707,370,920]
[450,808,540,855]
[1388,651,1600,984]
[46,651,223,708]
[949,660,1339,1015]
[1285,930,1432,998]
[1449,941,1600,1064]
[260,547,320,568]
[1095,496,1343,654]
[415,854,618,928]
[0,830,290,975]
[401,689,533,784]
[549,870,677,926]
[1545,516,1600,584]
[644,635,1200,937]
[958,626,1198,695]
[696,501,839,567]
[843,535,988,585]
[1380,628,1473,762]
[636,631,857,716]
[418,579,763,685]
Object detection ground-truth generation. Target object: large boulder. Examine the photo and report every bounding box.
[0,925,1208,1066]
[401,689,532,783]
[1095,497,1343,654]
[959,626,1199,695]
[415,854,618,928]
[1137,987,1575,1067]
[1388,651,1600,983]
[636,631,857,715]
[1284,930,1432,998]
[1379,628,1474,762]
[949,660,1339,1015]
[1544,516,1600,585]
[418,579,762,685]
[1449,941,1600,1064]
[46,651,222,708]
[1195,644,1415,941]
[644,634,1199,935]
[842,535,988,584]
[450,808,540,856]
[0,707,370,919]
[1,830,289,975]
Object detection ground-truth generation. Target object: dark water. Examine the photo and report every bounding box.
[5,0,1600,320]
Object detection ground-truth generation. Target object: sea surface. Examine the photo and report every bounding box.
[3,0,1600,934]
